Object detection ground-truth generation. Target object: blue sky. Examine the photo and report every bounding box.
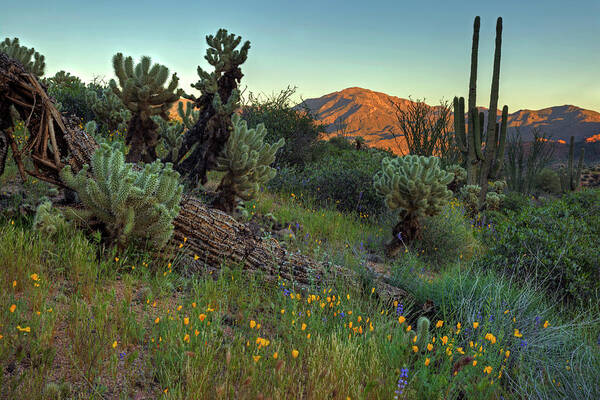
[2,0,599,112]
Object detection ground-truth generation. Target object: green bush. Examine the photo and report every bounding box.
[241,87,326,167]
[533,167,562,194]
[476,189,600,307]
[268,144,390,216]
[500,191,531,214]
[411,201,475,270]
[46,72,104,123]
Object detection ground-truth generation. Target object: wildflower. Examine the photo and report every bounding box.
[155,317,160,324]
[194,254,199,260]
[183,334,190,343]
[292,349,299,358]
[543,320,549,329]
[30,273,39,281]
[473,360,477,366]
[427,343,433,351]
[395,368,409,398]
[456,322,461,330]
[195,330,200,336]
[514,329,523,338]
[112,340,118,348]
[301,323,307,331]
[505,350,510,358]
[199,314,206,322]
[12,280,16,288]
[473,322,479,329]
[253,355,261,363]
[436,320,443,328]
[192,302,196,308]
[441,336,448,345]
[398,316,406,324]
[406,325,412,332]
[412,345,418,353]
[424,358,430,366]
[9,304,16,313]
[281,309,285,314]
[250,320,256,329]
[483,366,492,374]
[485,333,497,344]
[273,352,278,359]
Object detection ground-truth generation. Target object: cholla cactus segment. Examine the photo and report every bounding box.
[59,142,183,249]
[153,116,184,161]
[177,101,199,130]
[86,87,131,134]
[33,200,68,236]
[445,164,467,185]
[214,114,284,211]
[460,182,505,215]
[373,155,454,217]
[0,37,45,76]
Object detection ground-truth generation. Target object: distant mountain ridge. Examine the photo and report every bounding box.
[295,87,600,153]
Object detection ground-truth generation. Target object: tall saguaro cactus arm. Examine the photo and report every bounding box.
[560,136,585,192]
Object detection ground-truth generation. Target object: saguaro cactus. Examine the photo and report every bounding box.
[0,38,45,76]
[174,29,251,185]
[109,53,183,163]
[373,155,453,256]
[453,16,508,209]
[560,136,585,192]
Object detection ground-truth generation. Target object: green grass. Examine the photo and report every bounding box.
[0,187,598,399]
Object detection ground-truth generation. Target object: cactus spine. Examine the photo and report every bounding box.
[177,101,199,131]
[153,116,184,162]
[86,87,131,134]
[0,38,45,76]
[560,136,585,192]
[109,53,183,163]
[453,17,508,210]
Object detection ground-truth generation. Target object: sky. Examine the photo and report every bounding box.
[2,0,599,112]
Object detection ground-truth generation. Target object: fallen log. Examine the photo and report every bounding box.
[0,52,411,304]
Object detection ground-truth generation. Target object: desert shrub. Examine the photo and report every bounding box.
[411,200,475,270]
[46,72,103,123]
[268,145,389,216]
[33,200,69,236]
[241,86,326,167]
[533,167,562,194]
[476,189,600,307]
[500,191,531,214]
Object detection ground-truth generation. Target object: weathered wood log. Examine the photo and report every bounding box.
[0,52,411,304]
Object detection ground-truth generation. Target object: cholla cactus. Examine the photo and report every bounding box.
[213,114,284,212]
[400,316,431,351]
[47,70,80,86]
[175,29,251,184]
[177,101,199,131]
[460,181,506,215]
[153,116,184,162]
[0,38,45,76]
[445,164,467,192]
[373,155,453,253]
[109,53,183,163]
[33,200,68,236]
[86,87,131,134]
[59,142,183,249]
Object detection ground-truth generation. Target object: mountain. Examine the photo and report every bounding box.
[296,87,600,154]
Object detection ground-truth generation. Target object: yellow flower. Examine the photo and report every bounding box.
[195,330,200,336]
[412,345,419,353]
[183,334,190,343]
[30,273,39,281]
[281,309,285,314]
[194,254,199,260]
[112,340,118,348]
[427,343,433,351]
[184,317,189,325]
[425,358,430,366]
[177,305,183,311]
[192,302,196,308]
[473,322,479,329]
[115,257,119,262]
[199,314,206,322]
[301,323,307,331]
[12,280,16,288]
[273,352,278,359]
[398,316,406,324]
[514,329,523,338]
[483,366,493,374]
[505,350,510,358]
[406,325,412,332]
[9,304,16,313]
[543,320,549,329]
[292,349,299,358]
[250,320,256,329]
[436,320,443,328]
[441,336,448,345]
[456,322,461,330]
[485,333,497,344]
[253,355,261,363]
[155,317,160,324]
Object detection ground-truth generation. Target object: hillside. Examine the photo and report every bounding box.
[295,87,600,153]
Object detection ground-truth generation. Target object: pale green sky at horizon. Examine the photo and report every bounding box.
[2,0,599,112]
